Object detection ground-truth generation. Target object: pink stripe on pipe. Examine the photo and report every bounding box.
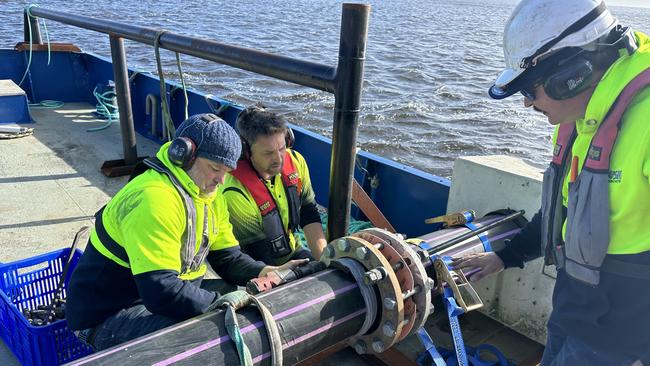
[251,308,367,364]
[154,283,359,365]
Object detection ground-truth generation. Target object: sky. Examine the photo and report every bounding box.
[603,0,650,8]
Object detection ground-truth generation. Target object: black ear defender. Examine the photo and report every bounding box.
[543,56,594,100]
[168,113,219,169]
[543,25,639,101]
[168,137,197,169]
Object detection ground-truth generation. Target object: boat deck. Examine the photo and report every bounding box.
[0,104,373,366]
[0,103,160,263]
[0,103,160,365]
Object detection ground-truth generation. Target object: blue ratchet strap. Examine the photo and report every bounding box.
[443,286,469,366]
[435,255,470,366]
[441,343,512,366]
[465,222,492,252]
[416,328,446,366]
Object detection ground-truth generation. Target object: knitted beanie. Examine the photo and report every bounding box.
[174,113,241,169]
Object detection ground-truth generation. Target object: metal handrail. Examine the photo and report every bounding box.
[23,4,370,240]
[27,7,337,92]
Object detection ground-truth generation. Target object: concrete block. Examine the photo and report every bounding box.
[447,155,555,344]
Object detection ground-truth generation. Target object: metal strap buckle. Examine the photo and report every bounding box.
[433,257,483,313]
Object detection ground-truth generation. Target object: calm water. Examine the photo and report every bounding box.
[1,0,648,178]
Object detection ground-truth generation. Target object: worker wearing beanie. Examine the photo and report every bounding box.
[453,1,650,365]
[66,113,306,351]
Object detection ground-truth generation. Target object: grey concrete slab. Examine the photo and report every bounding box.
[0,103,160,364]
[0,103,160,263]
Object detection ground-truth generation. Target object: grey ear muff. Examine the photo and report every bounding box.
[168,136,197,169]
[543,56,593,100]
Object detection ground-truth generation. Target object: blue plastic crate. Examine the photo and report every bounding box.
[0,249,92,366]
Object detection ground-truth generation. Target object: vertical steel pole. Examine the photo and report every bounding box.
[109,35,138,164]
[327,4,370,241]
[23,10,43,44]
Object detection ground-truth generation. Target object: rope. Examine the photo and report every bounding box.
[19,5,51,87]
[29,100,64,108]
[154,30,175,141]
[19,5,36,86]
[174,52,189,120]
[209,290,283,366]
[154,31,191,139]
[42,15,51,65]
[0,125,34,139]
[87,85,119,132]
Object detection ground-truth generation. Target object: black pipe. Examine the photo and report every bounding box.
[67,269,366,365]
[109,35,138,165]
[67,214,523,365]
[26,7,336,93]
[23,9,43,44]
[327,4,370,241]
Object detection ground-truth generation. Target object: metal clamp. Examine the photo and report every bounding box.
[433,257,483,313]
[360,228,433,340]
[321,236,404,354]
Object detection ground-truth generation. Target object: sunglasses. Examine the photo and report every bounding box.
[520,81,541,101]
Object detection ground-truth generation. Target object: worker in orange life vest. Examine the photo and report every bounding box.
[222,106,327,266]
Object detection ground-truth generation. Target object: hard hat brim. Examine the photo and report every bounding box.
[488,47,584,100]
[489,68,523,99]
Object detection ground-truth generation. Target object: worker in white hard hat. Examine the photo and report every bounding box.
[453,0,650,365]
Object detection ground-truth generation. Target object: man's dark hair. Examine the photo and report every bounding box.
[236,106,287,145]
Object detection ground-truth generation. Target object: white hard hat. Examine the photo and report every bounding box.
[489,0,618,99]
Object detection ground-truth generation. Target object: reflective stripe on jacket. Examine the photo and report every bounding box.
[90,142,239,280]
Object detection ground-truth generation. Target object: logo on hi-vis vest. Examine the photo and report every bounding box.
[259,201,271,211]
[609,170,622,183]
[288,172,299,181]
[553,143,562,156]
[588,146,602,161]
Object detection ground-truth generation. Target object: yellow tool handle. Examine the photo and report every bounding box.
[425,210,476,227]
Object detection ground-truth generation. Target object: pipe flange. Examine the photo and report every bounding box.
[352,232,416,341]
[360,228,433,339]
[321,236,404,352]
